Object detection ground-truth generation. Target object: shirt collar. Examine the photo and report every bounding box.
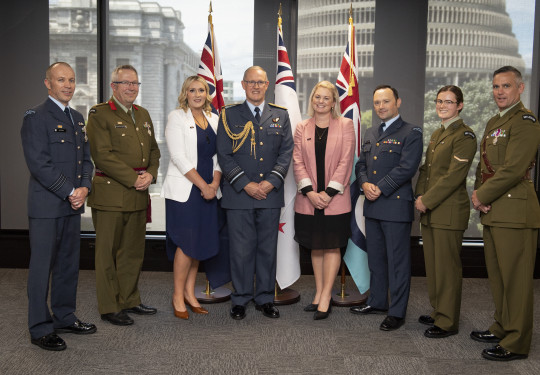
[499,101,520,118]
[441,115,461,129]
[382,114,400,129]
[246,100,265,118]
[49,95,68,111]
[112,96,131,113]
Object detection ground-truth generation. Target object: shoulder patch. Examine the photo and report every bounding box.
[412,127,423,133]
[89,108,97,114]
[522,114,537,123]
[224,103,241,108]
[24,109,36,117]
[268,103,287,110]
[464,131,476,139]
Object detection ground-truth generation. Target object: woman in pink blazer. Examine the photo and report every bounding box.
[161,76,221,319]
[293,81,355,320]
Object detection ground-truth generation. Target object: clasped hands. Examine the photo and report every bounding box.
[307,191,332,210]
[244,181,274,200]
[68,187,89,210]
[362,182,381,201]
[200,182,219,200]
[134,172,153,191]
[471,190,491,214]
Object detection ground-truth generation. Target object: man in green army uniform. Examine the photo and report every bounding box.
[471,66,540,361]
[415,85,477,339]
[86,65,160,326]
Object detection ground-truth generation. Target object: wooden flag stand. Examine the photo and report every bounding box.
[273,282,300,305]
[332,261,367,307]
[195,279,231,304]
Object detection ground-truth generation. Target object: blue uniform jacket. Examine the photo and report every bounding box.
[355,116,423,222]
[21,98,93,218]
[217,101,293,209]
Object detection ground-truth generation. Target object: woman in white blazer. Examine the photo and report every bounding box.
[161,76,221,319]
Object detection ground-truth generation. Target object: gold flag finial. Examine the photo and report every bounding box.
[349,3,353,18]
[209,1,213,14]
[348,2,355,96]
[278,3,282,28]
[208,1,213,23]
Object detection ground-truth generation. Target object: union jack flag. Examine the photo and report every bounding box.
[198,9,224,113]
[337,9,370,294]
[275,10,302,290]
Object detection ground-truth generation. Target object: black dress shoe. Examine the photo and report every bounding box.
[481,345,528,361]
[304,303,318,312]
[101,311,134,326]
[123,303,157,315]
[418,314,435,326]
[31,333,66,351]
[313,303,332,320]
[424,325,458,338]
[230,305,246,320]
[256,303,280,318]
[380,316,405,331]
[56,319,97,335]
[470,330,500,343]
[350,304,387,315]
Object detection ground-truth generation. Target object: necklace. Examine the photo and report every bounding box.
[193,114,208,130]
[315,126,328,140]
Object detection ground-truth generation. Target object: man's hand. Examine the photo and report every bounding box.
[472,190,491,213]
[68,187,89,210]
[134,172,153,191]
[258,180,274,195]
[415,195,427,213]
[244,182,267,200]
[362,182,381,201]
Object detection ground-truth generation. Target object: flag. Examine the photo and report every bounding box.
[336,8,370,294]
[274,10,302,289]
[198,4,224,113]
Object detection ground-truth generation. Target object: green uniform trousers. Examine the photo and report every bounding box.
[421,224,463,331]
[92,208,146,314]
[483,226,537,354]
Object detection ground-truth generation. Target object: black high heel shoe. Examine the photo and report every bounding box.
[313,301,332,320]
[304,303,318,312]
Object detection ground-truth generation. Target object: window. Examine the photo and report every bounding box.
[75,57,88,84]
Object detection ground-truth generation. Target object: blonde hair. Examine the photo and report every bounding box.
[307,81,341,118]
[177,76,212,115]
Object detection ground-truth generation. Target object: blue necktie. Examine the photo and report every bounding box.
[378,122,386,136]
[64,107,74,125]
[254,107,261,123]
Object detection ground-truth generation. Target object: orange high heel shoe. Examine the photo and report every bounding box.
[184,299,209,314]
[172,300,189,320]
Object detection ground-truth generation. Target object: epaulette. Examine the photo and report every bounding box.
[224,103,242,109]
[88,102,108,115]
[24,109,36,117]
[412,127,423,133]
[268,103,287,110]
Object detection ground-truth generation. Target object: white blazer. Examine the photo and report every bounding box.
[161,108,221,203]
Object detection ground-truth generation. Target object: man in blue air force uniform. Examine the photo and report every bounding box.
[217,66,293,320]
[351,85,423,331]
[21,62,96,351]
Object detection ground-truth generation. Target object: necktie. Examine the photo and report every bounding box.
[254,107,261,123]
[64,107,73,125]
[378,122,386,136]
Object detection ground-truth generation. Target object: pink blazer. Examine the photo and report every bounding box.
[293,116,355,216]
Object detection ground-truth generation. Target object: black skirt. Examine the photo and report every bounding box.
[294,211,351,250]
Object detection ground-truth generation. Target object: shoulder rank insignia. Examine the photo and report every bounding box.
[523,114,536,123]
[24,109,35,117]
[464,131,475,139]
[412,127,423,133]
[88,108,97,114]
[269,103,287,110]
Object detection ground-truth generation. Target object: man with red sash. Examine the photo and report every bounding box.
[86,65,160,326]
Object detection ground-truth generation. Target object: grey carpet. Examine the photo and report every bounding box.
[0,269,539,374]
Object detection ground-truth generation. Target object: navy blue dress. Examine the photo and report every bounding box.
[165,125,219,261]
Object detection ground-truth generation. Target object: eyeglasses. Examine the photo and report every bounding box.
[113,81,142,87]
[433,99,457,105]
[244,80,268,87]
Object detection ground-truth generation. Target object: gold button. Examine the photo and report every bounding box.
[78,161,81,164]
[75,132,78,135]
[376,143,379,146]
[77,146,81,149]
[61,139,65,143]
[260,158,263,161]
[260,142,263,146]
[389,150,392,153]
[508,194,512,197]
[107,181,111,184]
[141,142,144,146]
[373,171,377,174]
[432,150,434,153]
[428,163,431,167]
[373,156,377,160]
[397,195,400,199]
[78,175,81,179]
[260,127,263,130]
[143,158,145,162]
[136,127,139,131]
[260,173,263,177]
[122,134,126,137]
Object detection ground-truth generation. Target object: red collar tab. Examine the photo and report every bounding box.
[108,100,117,111]
[132,104,139,111]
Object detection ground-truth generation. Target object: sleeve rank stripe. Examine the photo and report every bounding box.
[48,174,67,192]
[384,175,399,191]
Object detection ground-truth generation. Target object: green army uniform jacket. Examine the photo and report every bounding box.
[474,101,540,228]
[416,118,477,230]
[86,97,160,212]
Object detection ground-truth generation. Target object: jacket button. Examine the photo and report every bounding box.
[107,181,111,184]
[260,126,263,130]
[78,175,81,179]
[78,161,81,164]
[389,150,392,153]
[142,158,145,162]
[397,196,400,199]
[260,142,263,146]
[75,132,78,135]
[61,139,65,143]
[373,156,377,160]
[508,194,512,197]
[122,134,126,136]
[373,171,377,174]
[260,158,263,161]
[260,173,263,177]
[77,146,81,149]
[140,142,144,146]
[136,127,139,131]
[376,143,379,147]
